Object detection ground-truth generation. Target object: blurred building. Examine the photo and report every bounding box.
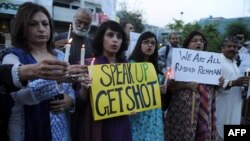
[198,16,250,34]
[144,24,170,46]
[0,0,117,45]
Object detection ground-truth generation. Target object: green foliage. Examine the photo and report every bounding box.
[166,19,184,33]
[181,23,202,42]
[116,2,144,33]
[224,22,250,39]
[202,24,223,52]
[166,21,223,52]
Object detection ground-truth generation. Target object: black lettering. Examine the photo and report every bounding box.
[126,86,135,111]
[116,64,123,85]
[132,84,144,109]
[147,81,157,105]
[110,64,117,86]
[140,84,151,107]
[179,51,192,61]
[107,89,117,115]
[100,65,112,86]
[115,87,124,112]
[96,90,107,116]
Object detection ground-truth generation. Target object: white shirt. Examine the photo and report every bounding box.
[216,54,243,139]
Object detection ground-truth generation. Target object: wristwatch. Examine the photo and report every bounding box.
[228,80,233,87]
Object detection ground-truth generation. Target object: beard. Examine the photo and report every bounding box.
[72,22,90,37]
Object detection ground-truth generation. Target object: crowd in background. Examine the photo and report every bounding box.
[0,2,250,141]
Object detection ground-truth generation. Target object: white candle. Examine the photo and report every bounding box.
[164,72,170,85]
[64,38,72,63]
[67,24,72,40]
[247,68,250,76]
[89,58,95,79]
[80,45,85,65]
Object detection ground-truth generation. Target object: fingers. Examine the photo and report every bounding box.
[80,73,92,88]
[49,100,66,113]
[67,65,86,75]
[55,39,68,49]
[38,60,68,80]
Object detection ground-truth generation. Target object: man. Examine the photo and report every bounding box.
[122,22,135,58]
[158,32,180,73]
[54,8,93,64]
[235,33,248,54]
[123,22,134,40]
[216,37,250,140]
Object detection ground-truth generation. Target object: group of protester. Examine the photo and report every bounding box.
[0,2,250,141]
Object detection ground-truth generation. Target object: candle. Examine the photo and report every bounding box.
[246,68,250,77]
[80,45,85,65]
[64,38,72,63]
[89,58,95,79]
[164,71,170,85]
[67,24,72,40]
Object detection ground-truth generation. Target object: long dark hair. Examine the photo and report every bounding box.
[129,31,160,74]
[11,2,54,54]
[92,20,128,61]
[182,30,207,51]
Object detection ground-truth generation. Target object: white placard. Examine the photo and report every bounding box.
[238,53,250,76]
[172,48,222,85]
[126,32,141,58]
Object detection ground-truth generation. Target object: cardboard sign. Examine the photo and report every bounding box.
[126,32,141,58]
[89,63,161,120]
[239,53,250,76]
[172,48,222,85]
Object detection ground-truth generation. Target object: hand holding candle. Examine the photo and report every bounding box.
[64,38,72,63]
[80,45,85,65]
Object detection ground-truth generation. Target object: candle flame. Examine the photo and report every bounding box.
[68,38,73,43]
[82,44,85,48]
[92,58,95,61]
[69,24,72,28]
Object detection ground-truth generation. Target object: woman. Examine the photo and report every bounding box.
[128,31,165,141]
[78,20,132,141]
[165,30,222,141]
[2,2,74,141]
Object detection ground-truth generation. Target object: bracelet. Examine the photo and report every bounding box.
[12,64,23,88]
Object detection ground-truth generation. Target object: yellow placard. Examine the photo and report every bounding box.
[89,62,161,121]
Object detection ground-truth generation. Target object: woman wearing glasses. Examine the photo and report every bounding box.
[128,31,165,141]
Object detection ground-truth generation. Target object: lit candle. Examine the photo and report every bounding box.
[246,68,250,76]
[89,58,95,79]
[80,45,85,65]
[67,24,72,40]
[164,72,170,85]
[64,38,72,63]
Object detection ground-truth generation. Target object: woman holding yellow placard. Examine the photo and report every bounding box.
[78,20,132,141]
[128,31,165,141]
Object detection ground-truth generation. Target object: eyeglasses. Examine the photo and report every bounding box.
[142,40,156,46]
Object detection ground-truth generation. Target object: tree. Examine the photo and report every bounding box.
[202,24,223,52]
[225,22,250,39]
[166,21,223,52]
[166,19,184,33]
[116,2,144,33]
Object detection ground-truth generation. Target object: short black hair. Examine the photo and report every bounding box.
[220,37,239,48]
